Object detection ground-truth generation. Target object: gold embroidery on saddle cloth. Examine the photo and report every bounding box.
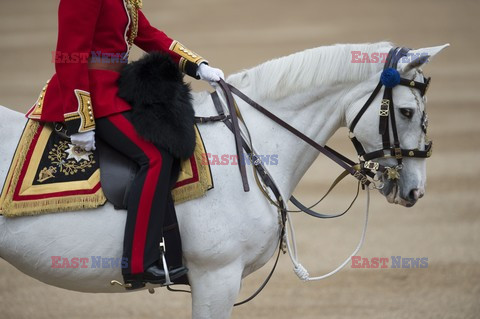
[37,166,57,183]
[0,120,106,217]
[48,141,96,176]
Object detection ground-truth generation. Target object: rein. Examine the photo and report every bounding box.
[225,83,373,188]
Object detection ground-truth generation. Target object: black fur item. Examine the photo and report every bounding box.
[117,52,195,159]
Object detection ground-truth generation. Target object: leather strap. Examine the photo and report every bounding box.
[211,91,225,116]
[349,81,383,133]
[226,84,370,186]
[217,80,250,191]
[362,141,433,160]
[88,58,125,73]
[399,77,430,96]
[290,170,357,219]
[194,114,230,123]
[210,91,287,224]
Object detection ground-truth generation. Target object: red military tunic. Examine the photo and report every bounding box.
[26,0,206,135]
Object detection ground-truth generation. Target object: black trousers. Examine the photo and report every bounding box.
[96,112,182,276]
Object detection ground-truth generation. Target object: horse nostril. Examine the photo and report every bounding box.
[409,189,420,202]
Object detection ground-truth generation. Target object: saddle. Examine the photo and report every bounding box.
[97,139,136,209]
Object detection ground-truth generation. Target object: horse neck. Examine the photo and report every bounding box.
[234,83,357,199]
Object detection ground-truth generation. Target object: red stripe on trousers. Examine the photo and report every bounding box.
[108,113,163,274]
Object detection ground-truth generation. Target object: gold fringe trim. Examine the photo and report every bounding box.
[0,120,106,218]
[2,191,106,218]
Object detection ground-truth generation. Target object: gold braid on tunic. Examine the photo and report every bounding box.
[125,0,143,49]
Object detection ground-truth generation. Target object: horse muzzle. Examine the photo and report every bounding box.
[379,172,425,207]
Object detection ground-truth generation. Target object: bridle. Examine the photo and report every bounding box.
[348,47,433,184]
[208,47,433,194]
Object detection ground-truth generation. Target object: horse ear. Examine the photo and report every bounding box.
[399,44,450,73]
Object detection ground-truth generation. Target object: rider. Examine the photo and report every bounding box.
[26,0,224,288]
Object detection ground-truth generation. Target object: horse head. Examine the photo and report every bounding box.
[348,44,449,207]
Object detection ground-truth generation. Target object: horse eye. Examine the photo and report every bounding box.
[400,108,414,119]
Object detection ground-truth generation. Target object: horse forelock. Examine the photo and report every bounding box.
[228,42,393,100]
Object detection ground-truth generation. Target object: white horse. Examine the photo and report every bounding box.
[0,42,447,318]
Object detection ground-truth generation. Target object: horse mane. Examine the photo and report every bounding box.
[228,42,392,100]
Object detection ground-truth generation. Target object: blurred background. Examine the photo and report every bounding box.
[0,0,478,318]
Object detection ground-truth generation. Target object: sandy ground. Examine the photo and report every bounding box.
[0,0,479,318]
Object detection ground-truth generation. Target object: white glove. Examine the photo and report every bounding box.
[197,63,225,84]
[70,130,96,151]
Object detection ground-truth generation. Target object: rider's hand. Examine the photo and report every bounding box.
[70,131,96,151]
[197,63,225,85]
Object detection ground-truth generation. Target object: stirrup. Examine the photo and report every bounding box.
[159,237,173,286]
